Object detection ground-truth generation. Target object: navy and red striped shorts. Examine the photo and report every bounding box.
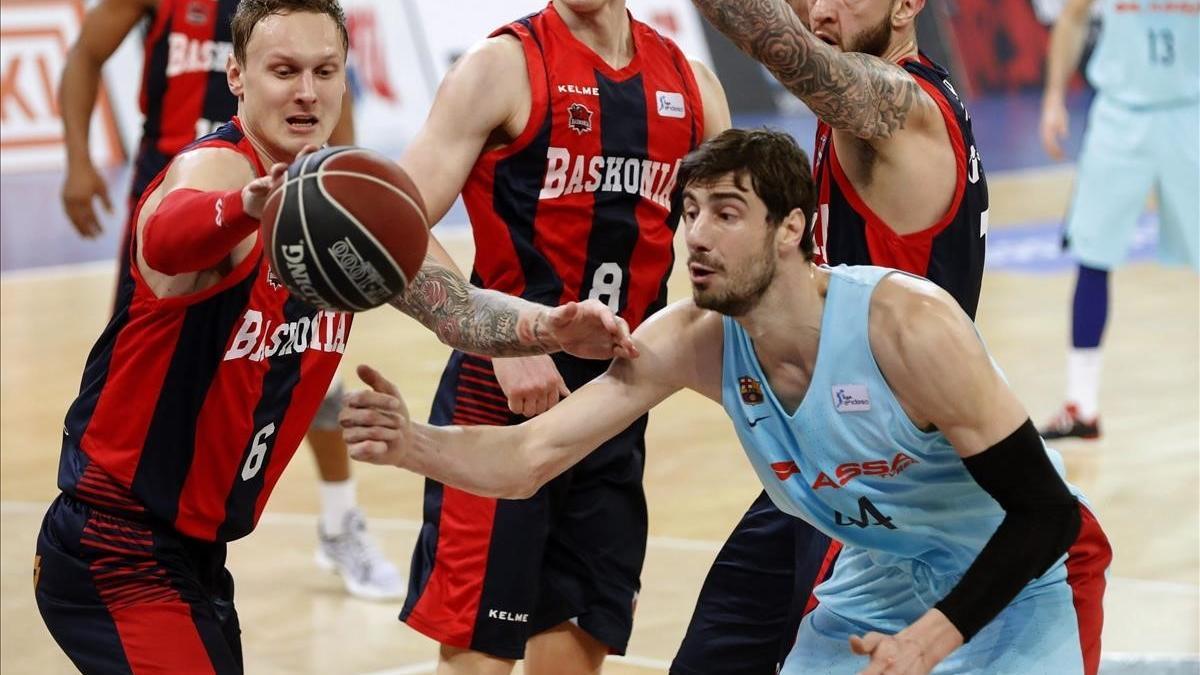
[35,493,242,674]
[401,351,648,659]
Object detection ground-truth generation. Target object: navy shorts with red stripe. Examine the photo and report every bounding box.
[35,493,243,674]
[401,351,647,659]
[672,490,838,675]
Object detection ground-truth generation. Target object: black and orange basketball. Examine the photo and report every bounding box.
[261,146,429,312]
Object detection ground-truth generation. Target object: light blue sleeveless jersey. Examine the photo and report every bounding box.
[721,265,1074,629]
[1087,0,1199,107]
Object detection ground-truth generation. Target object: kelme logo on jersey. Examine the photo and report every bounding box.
[224,308,348,362]
[539,147,681,208]
[567,103,593,134]
[739,376,764,404]
[832,384,870,412]
[655,91,685,118]
[166,33,233,77]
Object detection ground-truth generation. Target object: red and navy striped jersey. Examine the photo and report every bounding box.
[59,119,352,542]
[461,3,705,332]
[139,0,239,157]
[810,54,988,318]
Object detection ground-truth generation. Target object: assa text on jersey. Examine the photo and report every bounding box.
[224,309,348,362]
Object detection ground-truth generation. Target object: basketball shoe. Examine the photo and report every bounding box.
[316,508,405,600]
[1040,403,1101,440]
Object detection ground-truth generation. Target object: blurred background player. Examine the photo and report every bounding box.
[35,1,637,670]
[57,0,402,600]
[393,0,729,671]
[673,0,990,672]
[1038,0,1199,440]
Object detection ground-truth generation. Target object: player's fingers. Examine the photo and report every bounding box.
[357,364,403,400]
[849,634,869,655]
[344,388,402,412]
[508,393,529,416]
[338,406,401,429]
[549,301,578,328]
[850,633,885,655]
[348,440,390,463]
[557,379,571,398]
[342,425,397,445]
[94,186,113,215]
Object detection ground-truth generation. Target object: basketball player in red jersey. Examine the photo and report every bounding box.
[391,1,729,672]
[673,1,991,673]
[58,0,399,600]
[35,2,636,672]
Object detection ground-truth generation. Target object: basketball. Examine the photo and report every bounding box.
[260,146,429,312]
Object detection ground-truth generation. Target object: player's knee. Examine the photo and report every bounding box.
[310,375,344,431]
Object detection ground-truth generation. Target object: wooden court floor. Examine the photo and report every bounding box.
[2,188,1198,673]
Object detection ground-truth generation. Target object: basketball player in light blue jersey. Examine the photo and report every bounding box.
[1040,0,1199,439]
[343,129,1112,674]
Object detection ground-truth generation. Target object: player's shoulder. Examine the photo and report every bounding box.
[869,271,967,355]
[160,145,257,192]
[637,297,723,349]
[447,33,528,89]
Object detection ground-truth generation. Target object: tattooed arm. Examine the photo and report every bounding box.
[389,239,636,360]
[389,254,547,358]
[691,0,933,141]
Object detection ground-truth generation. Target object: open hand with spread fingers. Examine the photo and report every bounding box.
[537,299,639,361]
[340,364,413,469]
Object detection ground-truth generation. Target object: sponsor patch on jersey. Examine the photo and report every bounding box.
[567,103,593,134]
[832,384,870,412]
[186,0,211,25]
[739,376,764,404]
[655,91,685,118]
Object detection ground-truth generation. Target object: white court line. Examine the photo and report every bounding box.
[0,501,720,554]
[362,654,671,675]
[2,500,1196,593]
[360,661,438,675]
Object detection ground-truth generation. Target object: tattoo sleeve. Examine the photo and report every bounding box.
[692,0,923,140]
[389,255,549,357]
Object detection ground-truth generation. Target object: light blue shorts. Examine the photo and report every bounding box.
[781,546,1090,675]
[784,584,1084,675]
[1066,95,1199,271]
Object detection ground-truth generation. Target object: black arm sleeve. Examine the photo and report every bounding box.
[934,418,1082,641]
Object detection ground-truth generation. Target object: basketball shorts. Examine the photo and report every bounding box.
[784,505,1110,675]
[401,351,648,659]
[671,490,839,675]
[1066,95,1199,270]
[35,493,243,674]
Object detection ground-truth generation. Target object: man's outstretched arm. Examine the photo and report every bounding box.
[343,301,722,498]
[691,0,929,140]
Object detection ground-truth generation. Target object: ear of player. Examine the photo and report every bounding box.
[261,146,430,313]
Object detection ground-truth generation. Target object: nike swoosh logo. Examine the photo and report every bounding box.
[747,416,771,428]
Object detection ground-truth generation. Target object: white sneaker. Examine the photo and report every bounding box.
[315,508,405,601]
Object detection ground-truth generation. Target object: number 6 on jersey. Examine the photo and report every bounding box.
[241,423,277,480]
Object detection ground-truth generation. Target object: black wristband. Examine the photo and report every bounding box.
[934,418,1081,640]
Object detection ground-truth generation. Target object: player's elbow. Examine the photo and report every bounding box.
[505,435,563,500]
